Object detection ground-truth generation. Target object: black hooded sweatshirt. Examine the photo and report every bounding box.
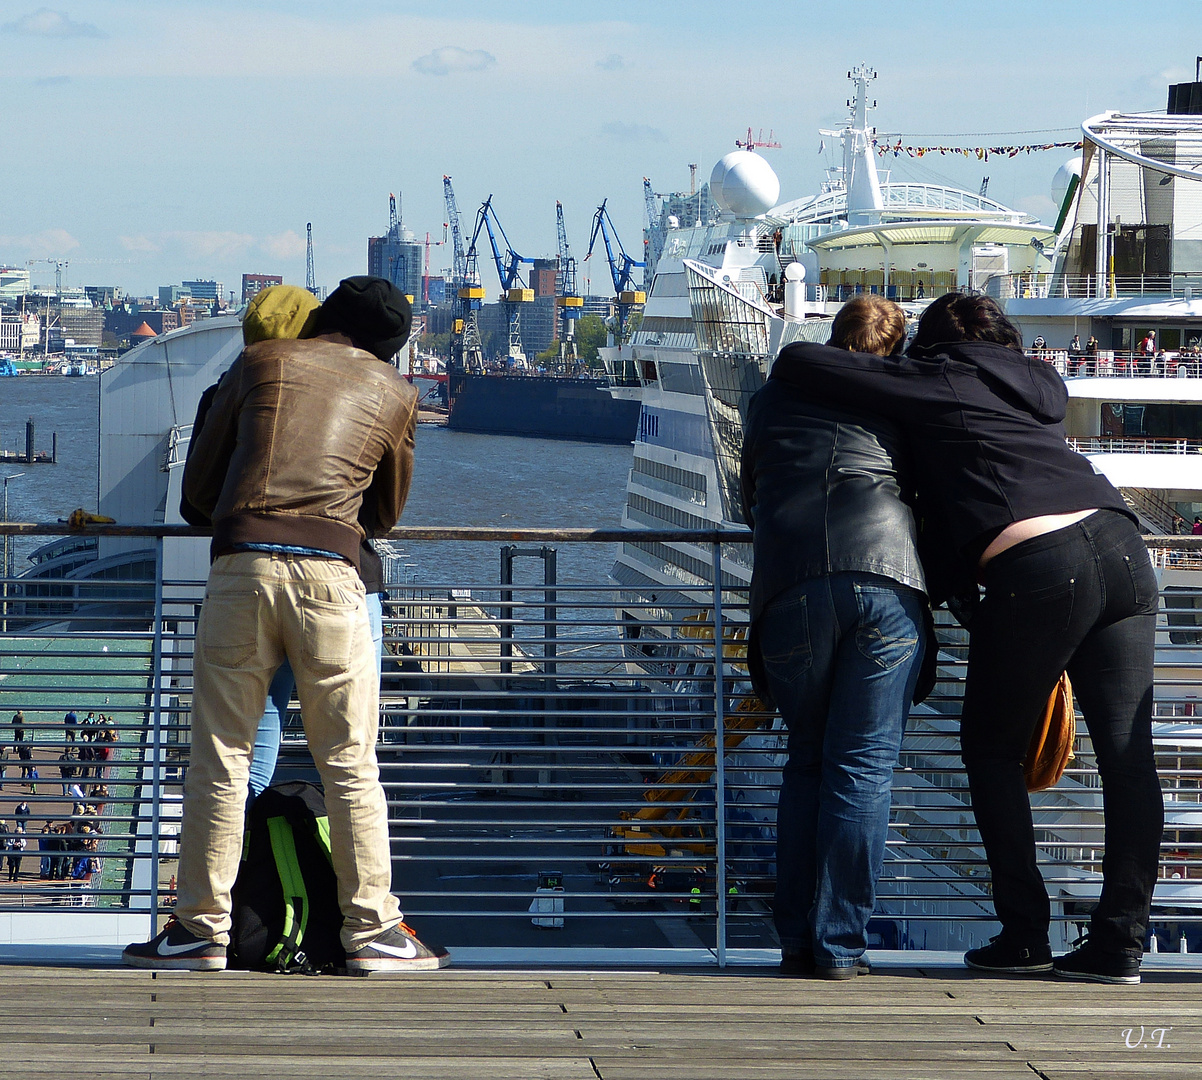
[769,339,1133,567]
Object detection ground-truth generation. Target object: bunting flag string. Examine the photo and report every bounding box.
[874,139,1083,161]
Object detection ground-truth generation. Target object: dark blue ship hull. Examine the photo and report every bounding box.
[447,372,640,444]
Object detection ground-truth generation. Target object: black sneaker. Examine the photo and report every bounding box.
[344,922,450,973]
[778,947,815,978]
[1053,937,1141,985]
[815,957,871,980]
[964,934,1052,974]
[122,917,226,971]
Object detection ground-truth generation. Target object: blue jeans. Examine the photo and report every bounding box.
[247,591,385,798]
[761,573,925,968]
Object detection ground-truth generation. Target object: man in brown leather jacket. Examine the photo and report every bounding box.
[124,276,448,973]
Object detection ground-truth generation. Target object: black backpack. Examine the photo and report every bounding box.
[228,781,346,974]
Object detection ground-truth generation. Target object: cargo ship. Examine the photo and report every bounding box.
[446,369,640,443]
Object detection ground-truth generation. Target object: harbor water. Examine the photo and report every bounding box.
[0,376,633,580]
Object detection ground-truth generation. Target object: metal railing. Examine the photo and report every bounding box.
[1036,350,1202,378]
[994,272,1202,300]
[3,525,1202,960]
[1069,437,1202,455]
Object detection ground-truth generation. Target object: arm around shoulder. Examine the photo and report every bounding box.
[770,342,939,420]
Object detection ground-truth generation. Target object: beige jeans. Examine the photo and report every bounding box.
[174,551,401,950]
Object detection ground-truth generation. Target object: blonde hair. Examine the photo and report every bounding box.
[829,295,906,356]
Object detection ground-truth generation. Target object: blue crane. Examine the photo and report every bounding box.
[555,201,582,367]
[469,195,533,364]
[585,200,645,348]
[443,175,484,373]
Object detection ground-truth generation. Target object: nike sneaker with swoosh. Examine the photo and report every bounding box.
[344,921,450,973]
[122,916,227,971]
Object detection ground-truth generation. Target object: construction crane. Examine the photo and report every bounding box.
[27,258,68,299]
[305,223,316,295]
[469,195,533,365]
[443,175,484,374]
[643,178,665,287]
[422,232,445,307]
[585,200,645,349]
[555,201,582,368]
[734,127,782,150]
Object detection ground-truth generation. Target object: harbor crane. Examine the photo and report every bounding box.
[585,200,645,349]
[643,178,665,286]
[305,223,316,295]
[443,175,484,374]
[469,195,534,365]
[555,201,583,367]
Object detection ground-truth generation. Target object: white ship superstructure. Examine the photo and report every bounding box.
[610,66,1056,603]
[609,68,1202,952]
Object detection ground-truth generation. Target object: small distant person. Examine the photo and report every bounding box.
[742,294,930,980]
[1140,330,1156,356]
[916,280,925,299]
[1192,517,1202,536]
[124,277,447,973]
[7,826,25,882]
[64,710,77,742]
[1069,334,1081,355]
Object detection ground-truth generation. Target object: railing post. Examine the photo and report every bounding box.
[711,540,728,967]
[149,535,164,935]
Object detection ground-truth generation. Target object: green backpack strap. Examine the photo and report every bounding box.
[313,815,334,867]
[264,815,308,969]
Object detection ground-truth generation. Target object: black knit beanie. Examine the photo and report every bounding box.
[311,276,412,361]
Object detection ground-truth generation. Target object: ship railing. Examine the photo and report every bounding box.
[1068,436,1202,455]
[1039,350,1202,378]
[990,271,1202,300]
[5,524,1202,961]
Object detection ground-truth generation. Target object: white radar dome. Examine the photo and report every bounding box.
[710,151,780,219]
[1051,157,1083,207]
[784,262,805,282]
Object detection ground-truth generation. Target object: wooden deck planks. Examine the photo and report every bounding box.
[1,965,1200,1080]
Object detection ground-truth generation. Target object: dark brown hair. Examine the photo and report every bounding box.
[908,293,1023,357]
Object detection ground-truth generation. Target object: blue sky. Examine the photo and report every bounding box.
[2,1,1201,297]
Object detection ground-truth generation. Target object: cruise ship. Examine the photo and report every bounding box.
[606,66,1202,952]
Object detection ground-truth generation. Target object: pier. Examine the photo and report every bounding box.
[3,960,1201,1078]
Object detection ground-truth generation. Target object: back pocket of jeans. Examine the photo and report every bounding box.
[199,592,262,670]
[1003,576,1076,633]
[853,584,919,671]
[300,595,360,670]
[759,593,812,685]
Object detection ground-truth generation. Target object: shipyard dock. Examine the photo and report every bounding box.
[2,958,1201,1078]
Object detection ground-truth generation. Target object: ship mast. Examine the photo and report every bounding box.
[819,65,884,226]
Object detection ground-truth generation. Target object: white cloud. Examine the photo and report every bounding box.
[596,53,627,71]
[0,227,80,257]
[2,9,104,38]
[260,231,307,260]
[169,231,257,261]
[119,235,160,254]
[412,46,496,77]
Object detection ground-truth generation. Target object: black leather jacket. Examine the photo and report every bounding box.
[740,378,927,697]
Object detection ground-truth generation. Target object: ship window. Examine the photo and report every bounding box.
[1102,403,1202,440]
[641,361,658,383]
[657,361,705,396]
